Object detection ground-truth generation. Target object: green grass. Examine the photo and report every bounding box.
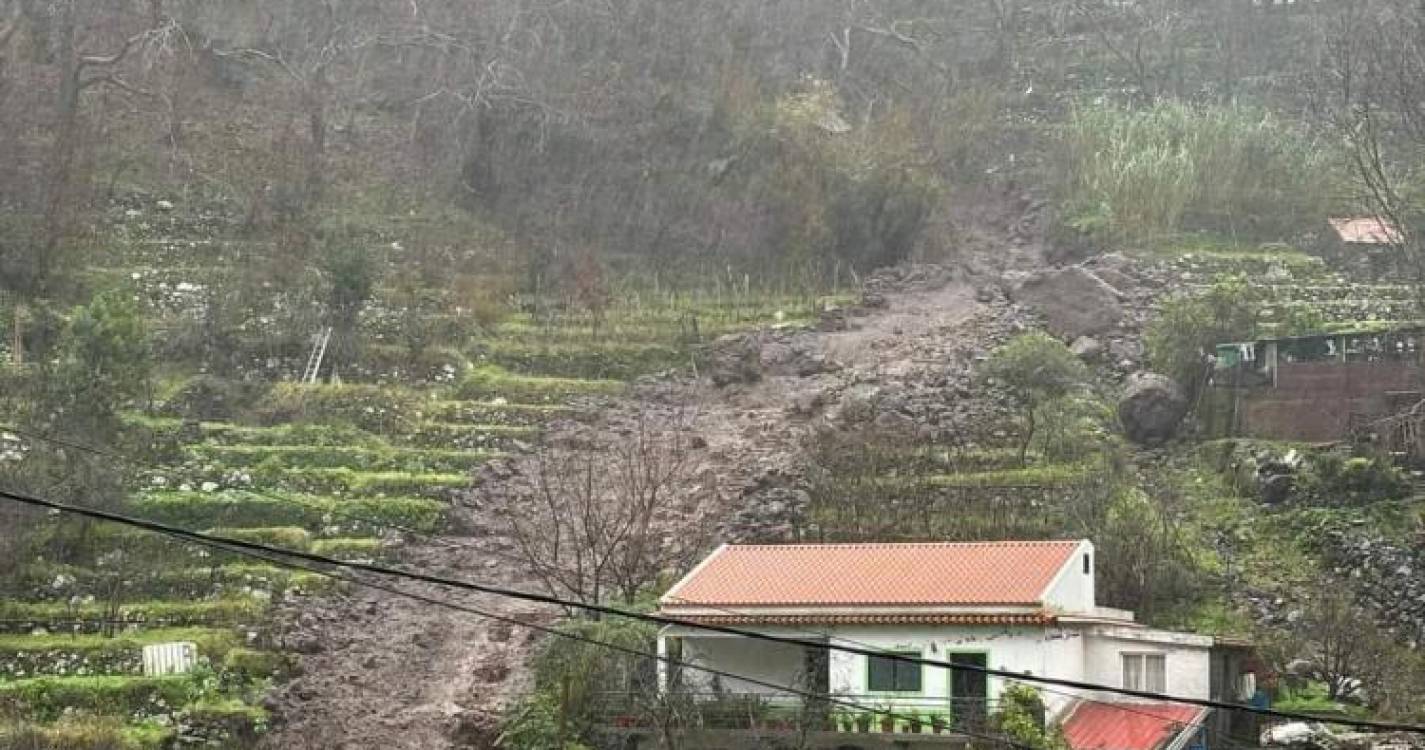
[0,719,174,750]
[267,467,471,498]
[455,365,622,403]
[0,675,198,722]
[190,443,500,473]
[0,598,268,628]
[131,490,445,533]
[204,526,312,549]
[920,463,1092,489]
[402,421,539,449]
[423,400,581,426]
[309,537,385,558]
[0,628,240,659]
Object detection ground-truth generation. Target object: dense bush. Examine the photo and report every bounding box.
[1300,454,1410,505]
[981,332,1090,465]
[1059,103,1337,245]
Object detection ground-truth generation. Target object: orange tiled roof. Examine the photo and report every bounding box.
[661,541,1082,608]
[664,613,1056,626]
[1329,217,1403,245]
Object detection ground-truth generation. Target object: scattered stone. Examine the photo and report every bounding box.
[1069,336,1104,361]
[1117,372,1189,444]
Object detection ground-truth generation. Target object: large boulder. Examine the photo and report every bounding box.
[706,333,762,386]
[1010,266,1124,339]
[1118,372,1189,444]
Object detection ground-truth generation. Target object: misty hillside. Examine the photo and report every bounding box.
[3,1,1425,748]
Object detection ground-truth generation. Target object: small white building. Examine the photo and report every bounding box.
[656,540,1232,748]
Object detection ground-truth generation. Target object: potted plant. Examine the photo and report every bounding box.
[836,712,855,733]
[908,711,925,734]
[931,714,948,735]
[854,711,873,733]
[878,706,896,734]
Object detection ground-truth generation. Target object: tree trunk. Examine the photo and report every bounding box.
[10,301,22,366]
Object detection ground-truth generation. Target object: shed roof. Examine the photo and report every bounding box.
[1063,702,1206,750]
[1329,217,1403,245]
[660,540,1082,608]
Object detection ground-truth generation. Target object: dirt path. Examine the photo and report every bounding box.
[259,272,996,749]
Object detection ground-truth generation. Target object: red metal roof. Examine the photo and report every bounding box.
[661,541,1082,608]
[1329,217,1402,245]
[1063,702,1206,750]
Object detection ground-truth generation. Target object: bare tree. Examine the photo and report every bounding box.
[496,406,713,609]
[1325,0,1425,313]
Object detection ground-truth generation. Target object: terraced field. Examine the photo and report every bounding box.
[1,195,852,746]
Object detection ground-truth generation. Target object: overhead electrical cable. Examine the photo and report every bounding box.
[3,485,1423,735]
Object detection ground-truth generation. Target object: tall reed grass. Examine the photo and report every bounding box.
[1059,102,1339,245]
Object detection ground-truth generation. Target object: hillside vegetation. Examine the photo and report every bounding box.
[4,0,1425,747]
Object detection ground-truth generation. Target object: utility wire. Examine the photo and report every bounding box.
[105,510,1035,750]
[8,425,1246,747]
[659,593,1256,750]
[4,486,1422,735]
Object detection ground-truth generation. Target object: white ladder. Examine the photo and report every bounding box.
[303,326,333,384]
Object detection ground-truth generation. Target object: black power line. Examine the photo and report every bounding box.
[129,515,1038,750]
[4,485,1423,735]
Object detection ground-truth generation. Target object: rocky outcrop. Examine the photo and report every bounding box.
[1117,372,1189,444]
[706,333,763,386]
[1009,266,1124,339]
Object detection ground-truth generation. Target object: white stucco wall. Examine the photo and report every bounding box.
[676,633,809,700]
[660,618,1211,719]
[823,625,1090,716]
[1042,540,1096,614]
[1082,626,1212,700]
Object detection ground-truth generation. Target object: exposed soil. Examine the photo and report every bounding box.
[258,209,1042,749]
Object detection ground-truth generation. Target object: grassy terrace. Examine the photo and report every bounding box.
[3,203,851,746]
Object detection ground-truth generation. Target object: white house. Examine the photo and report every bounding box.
[655,540,1235,749]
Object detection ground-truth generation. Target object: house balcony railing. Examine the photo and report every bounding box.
[599,693,1007,738]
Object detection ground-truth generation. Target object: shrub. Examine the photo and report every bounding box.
[981,332,1090,465]
[1144,275,1260,398]
[1301,453,1410,505]
[159,376,269,422]
[1058,102,1337,245]
[221,649,293,682]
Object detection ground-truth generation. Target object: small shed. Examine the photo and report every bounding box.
[1320,217,1404,277]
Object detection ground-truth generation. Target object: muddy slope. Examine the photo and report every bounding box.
[257,264,1024,749]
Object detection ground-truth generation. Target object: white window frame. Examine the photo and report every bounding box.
[1121,652,1167,693]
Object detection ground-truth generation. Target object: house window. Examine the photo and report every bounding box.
[1122,653,1167,692]
[1083,554,1092,575]
[868,652,922,692]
